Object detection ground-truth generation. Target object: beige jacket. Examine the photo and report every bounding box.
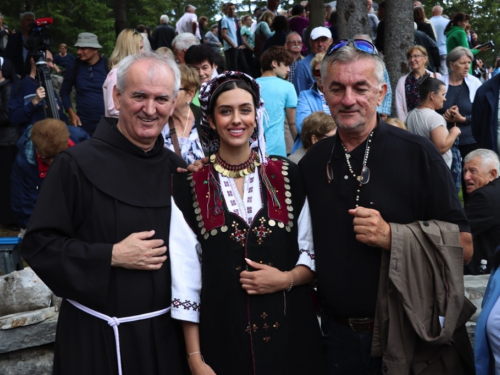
[371,220,476,375]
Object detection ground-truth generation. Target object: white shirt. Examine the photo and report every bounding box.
[176,12,200,38]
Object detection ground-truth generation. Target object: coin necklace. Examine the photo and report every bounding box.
[210,150,261,178]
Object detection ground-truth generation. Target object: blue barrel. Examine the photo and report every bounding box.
[0,237,24,276]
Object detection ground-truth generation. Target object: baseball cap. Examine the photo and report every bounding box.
[310,26,332,40]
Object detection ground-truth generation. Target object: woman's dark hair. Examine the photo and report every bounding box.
[413,7,426,23]
[329,10,338,27]
[418,76,445,101]
[271,15,289,33]
[444,12,471,33]
[291,4,304,16]
[208,80,259,120]
[198,16,208,27]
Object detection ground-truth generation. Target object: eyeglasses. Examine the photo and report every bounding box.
[88,66,93,80]
[327,39,378,56]
[286,41,302,45]
[313,69,321,77]
[408,54,425,60]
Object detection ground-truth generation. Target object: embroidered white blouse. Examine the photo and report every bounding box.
[169,168,316,323]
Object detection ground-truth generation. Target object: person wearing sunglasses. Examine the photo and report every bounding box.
[292,26,332,94]
[298,39,475,374]
[291,52,328,154]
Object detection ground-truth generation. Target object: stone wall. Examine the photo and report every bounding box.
[0,270,492,375]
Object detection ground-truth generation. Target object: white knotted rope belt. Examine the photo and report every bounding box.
[67,299,171,375]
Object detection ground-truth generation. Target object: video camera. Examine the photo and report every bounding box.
[23,18,59,120]
[24,18,54,61]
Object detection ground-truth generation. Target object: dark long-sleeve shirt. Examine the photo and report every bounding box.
[9,76,67,132]
[60,57,107,135]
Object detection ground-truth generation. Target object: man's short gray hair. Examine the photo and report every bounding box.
[353,33,373,43]
[116,52,181,97]
[320,44,385,86]
[286,32,302,42]
[20,12,35,20]
[447,46,473,67]
[160,15,169,24]
[464,149,500,176]
[172,33,200,51]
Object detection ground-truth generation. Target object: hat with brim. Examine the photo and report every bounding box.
[310,26,332,40]
[74,33,102,49]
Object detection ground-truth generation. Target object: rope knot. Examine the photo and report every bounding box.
[108,317,120,327]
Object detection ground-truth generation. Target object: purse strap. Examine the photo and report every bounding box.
[168,119,182,157]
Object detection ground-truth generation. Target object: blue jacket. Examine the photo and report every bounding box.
[10,125,89,228]
[476,263,500,374]
[9,76,68,133]
[472,73,500,154]
[292,84,324,153]
[293,53,314,94]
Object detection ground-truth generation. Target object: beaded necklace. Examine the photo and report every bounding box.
[340,131,374,207]
[210,150,261,178]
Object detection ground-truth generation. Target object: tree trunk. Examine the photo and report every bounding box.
[337,0,370,39]
[384,0,414,116]
[114,0,127,37]
[309,0,325,29]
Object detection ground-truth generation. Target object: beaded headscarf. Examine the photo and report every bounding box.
[198,71,268,163]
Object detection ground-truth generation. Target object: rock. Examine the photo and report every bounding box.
[464,274,490,300]
[0,344,54,375]
[51,295,62,312]
[0,268,52,316]
[0,314,57,354]
[466,321,476,347]
[0,307,56,330]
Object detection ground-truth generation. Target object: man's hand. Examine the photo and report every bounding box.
[177,157,209,173]
[239,258,289,295]
[111,230,167,270]
[68,108,82,126]
[348,207,391,250]
[32,86,46,106]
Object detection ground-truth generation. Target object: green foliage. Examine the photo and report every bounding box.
[0,0,225,58]
[431,0,500,67]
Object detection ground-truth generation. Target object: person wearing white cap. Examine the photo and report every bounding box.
[292,26,332,93]
[60,32,109,136]
[176,4,201,39]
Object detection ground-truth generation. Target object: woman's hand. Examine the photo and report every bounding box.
[443,105,465,123]
[188,355,217,375]
[240,258,289,295]
[32,86,46,106]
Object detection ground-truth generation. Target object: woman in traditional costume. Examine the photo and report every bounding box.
[169,71,324,375]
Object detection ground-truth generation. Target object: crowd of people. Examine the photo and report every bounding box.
[0,1,500,374]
